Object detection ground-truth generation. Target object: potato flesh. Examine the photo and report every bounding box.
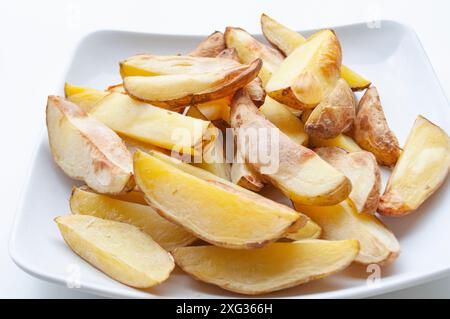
[260,14,371,91]
[192,97,231,122]
[55,215,174,288]
[285,219,321,240]
[70,188,197,251]
[379,116,450,216]
[309,134,362,153]
[260,96,308,146]
[173,240,358,295]
[295,200,399,265]
[230,151,265,192]
[46,96,133,194]
[64,83,109,112]
[134,151,304,249]
[224,27,284,86]
[231,91,351,206]
[91,92,215,155]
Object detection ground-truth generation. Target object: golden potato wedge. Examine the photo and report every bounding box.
[230,151,265,192]
[285,219,321,240]
[260,13,371,91]
[55,214,174,288]
[305,79,356,139]
[189,31,226,58]
[46,96,133,194]
[186,105,231,180]
[266,30,342,109]
[353,87,401,166]
[224,27,284,86]
[259,96,308,146]
[106,83,126,93]
[134,150,305,249]
[70,188,197,251]
[172,239,359,295]
[315,147,381,214]
[193,97,231,122]
[231,90,351,206]
[295,199,400,265]
[64,83,108,112]
[379,116,450,216]
[90,92,217,155]
[309,134,362,153]
[123,58,262,108]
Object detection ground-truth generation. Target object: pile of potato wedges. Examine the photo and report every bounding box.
[47,14,450,295]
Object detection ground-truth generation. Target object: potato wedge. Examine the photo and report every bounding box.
[231,90,351,206]
[353,87,401,166]
[123,58,261,108]
[189,31,226,58]
[315,147,381,214]
[379,116,450,216]
[230,151,265,192]
[285,219,321,240]
[90,92,217,155]
[172,239,359,295]
[266,30,342,109]
[224,27,284,86]
[305,78,356,139]
[309,134,362,153]
[70,188,197,251]
[55,215,174,288]
[259,96,308,146]
[46,96,133,194]
[186,105,231,180]
[106,83,126,93]
[64,83,109,112]
[295,199,399,265]
[260,13,371,91]
[134,150,305,249]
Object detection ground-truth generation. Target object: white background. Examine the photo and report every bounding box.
[0,0,449,298]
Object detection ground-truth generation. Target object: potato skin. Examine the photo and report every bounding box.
[305,79,356,139]
[189,31,226,58]
[353,87,401,167]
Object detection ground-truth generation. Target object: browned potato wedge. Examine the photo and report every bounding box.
[70,188,197,251]
[295,199,400,265]
[379,116,450,216]
[172,239,359,295]
[309,134,362,153]
[285,219,321,240]
[123,58,262,108]
[315,147,381,214]
[266,30,342,110]
[230,151,265,192]
[134,150,306,249]
[55,214,174,288]
[64,83,109,112]
[46,96,133,194]
[231,90,351,206]
[189,31,226,58]
[224,27,284,86]
[305,79,356,139]
[260,13,371,91]
[259,96,308,146]
[353,87,401,166]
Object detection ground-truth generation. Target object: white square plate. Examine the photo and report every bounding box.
[9,21,450,299]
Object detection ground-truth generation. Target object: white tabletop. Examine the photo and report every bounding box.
[1,0,449,299]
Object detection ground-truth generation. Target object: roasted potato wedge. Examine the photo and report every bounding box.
[193,97,231,122]
[266,30,342,109]
[230,151,265,192]
[379,116,450,216]
[305,78,356,139]
[260,96,308,146]
[46,96,133,194]
[172,239,359,295]
[224,27,284,86]
[70,187,197,251]
[56,214,174,288]
[123,58,262,108]
[285,219,321,240]
[260,13,371,91]
[353,87,401,166]
[106,83,126,93]
[90,92,217,156]
[295,199,400,265]
[309,134,362,153]
[315,147,381,214]
[134,150,306,249]
[231,90,351,206]
[64,83,109,112]
[189,31,226,58]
